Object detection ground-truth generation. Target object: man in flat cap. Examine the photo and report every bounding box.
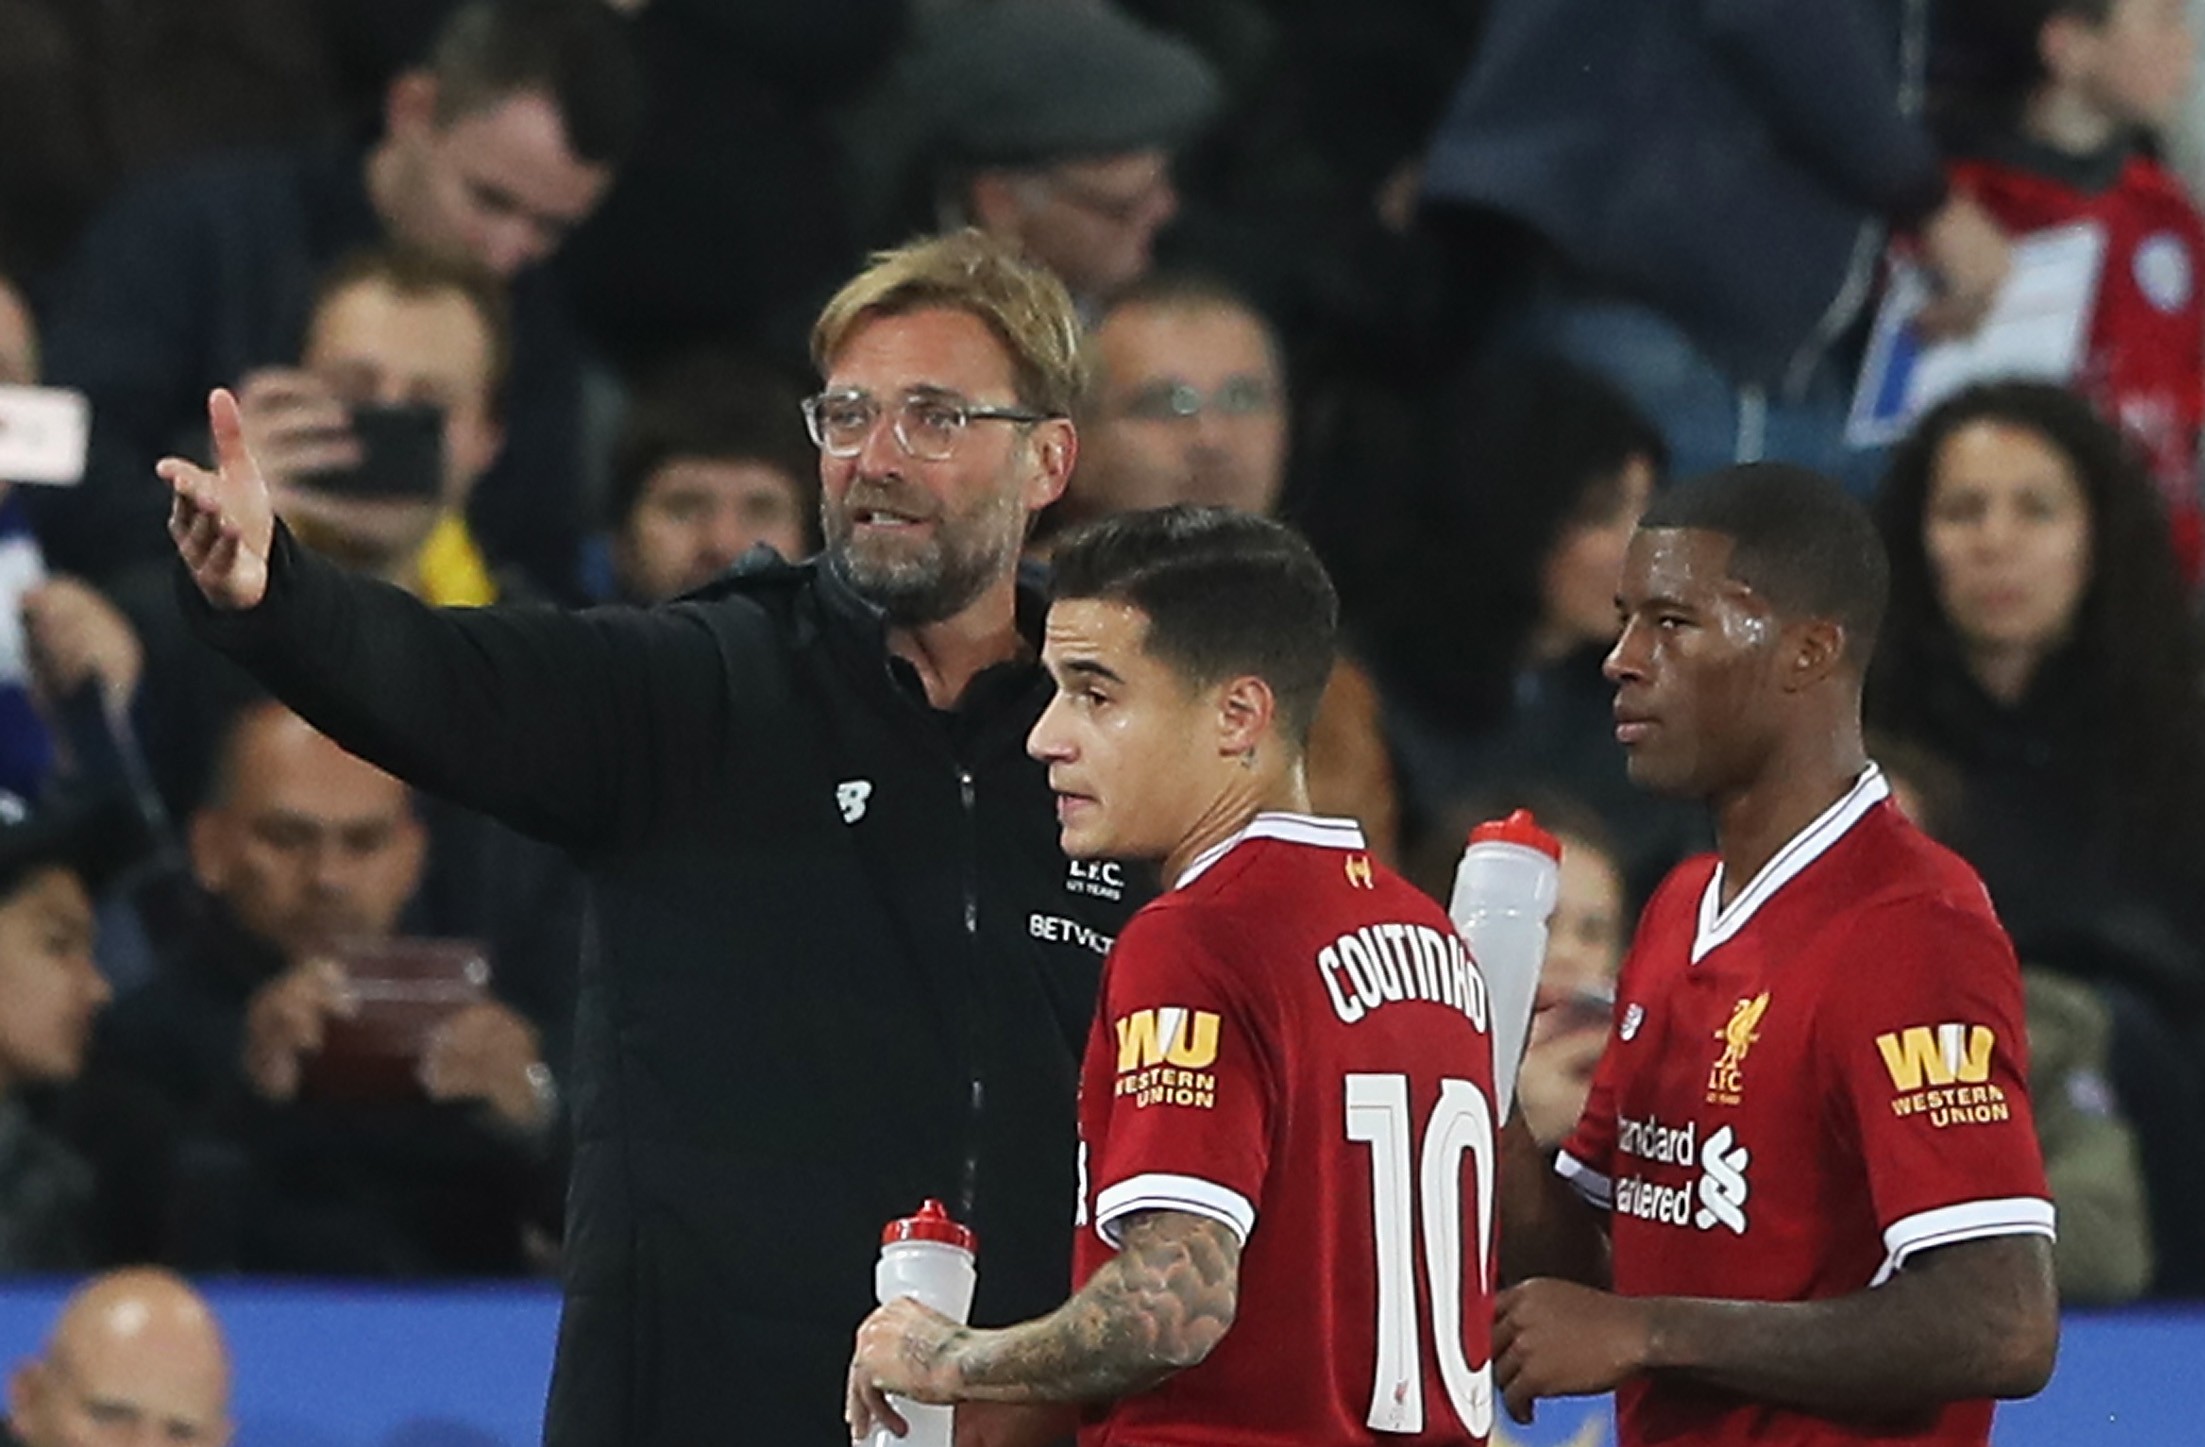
[907,0,1221,308]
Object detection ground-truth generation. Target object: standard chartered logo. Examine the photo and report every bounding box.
[1693,1125,1750,1233]
[1612,1119,1754,1234]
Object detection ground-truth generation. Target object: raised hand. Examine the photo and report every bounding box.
[159,388,278,611]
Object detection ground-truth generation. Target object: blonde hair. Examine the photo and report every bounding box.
[810,229,1090,419]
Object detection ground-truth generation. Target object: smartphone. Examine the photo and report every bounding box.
[297,401,445,501]
[299,937,492,1105]
[0,384,90,486]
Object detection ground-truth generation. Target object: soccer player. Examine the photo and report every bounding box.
[847,506,1507,1446]
[1493,465,2060,1442]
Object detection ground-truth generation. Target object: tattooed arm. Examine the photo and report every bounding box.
[846,1210,1241,1437]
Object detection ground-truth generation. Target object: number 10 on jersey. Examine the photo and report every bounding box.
[1345,1074,1498,1437]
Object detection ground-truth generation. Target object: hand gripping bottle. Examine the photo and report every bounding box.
[872,1199,978,1447]
[1448,809,1562,1118]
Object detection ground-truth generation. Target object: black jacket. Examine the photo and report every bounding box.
[1421,0,1946,386]
[183,532,1141,1445]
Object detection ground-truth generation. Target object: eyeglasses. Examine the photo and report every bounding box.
[1117,376,1279,423]
[1039,169,1176,227]
[801,390,1058,462]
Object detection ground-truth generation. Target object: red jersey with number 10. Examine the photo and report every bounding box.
[1072,813,1498,1447]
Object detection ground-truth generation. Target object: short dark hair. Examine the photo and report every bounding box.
[1089,270,1287,413]
[427,0,644,165]
[311,246,513,400]
[1639,462,1889,663]
[609,351,818,542]
[1049,506,1338,749]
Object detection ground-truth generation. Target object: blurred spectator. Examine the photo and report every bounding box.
[1068,272,1289,520]
[1868,379,2205,1294]
[869,0,1221,310]
[1876,731,2155,1304]
[3,1267,231,1447]
[1370,360,1701,899]
[1420,0,2012,490]
[0,273,151,803]
[0,795,144,1272]
[95,701,559,1276]
[31,0,642,600]
[95,248,586,1102]
[238,247,514,605]
[1938,0,2205,582]
[555,0,907,372]
[0,0,339,280]
[601,353,818,604]
[1045,273,1399,859]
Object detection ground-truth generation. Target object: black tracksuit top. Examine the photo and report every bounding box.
[186,530,1143,1444]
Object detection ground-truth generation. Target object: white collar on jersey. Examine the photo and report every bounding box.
[1691,764,1890,964]
[1173,812,1368,892]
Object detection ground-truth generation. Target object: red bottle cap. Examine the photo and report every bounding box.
[1467,808,1563,862]
[883,1198,977,1252]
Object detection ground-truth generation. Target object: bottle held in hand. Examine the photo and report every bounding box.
[872,1199,977,1447]
[1449,809,1561,1116]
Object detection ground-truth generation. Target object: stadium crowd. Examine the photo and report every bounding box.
[0,0,2199,1429]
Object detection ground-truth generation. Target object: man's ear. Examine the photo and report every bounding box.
[385,71,441,142]
[1215,675,1277,759]
[2038,13,2093,85]
[1026,419,1076,511]
[9,1359,45,1432]
[1784,617,1850,692]
[188,810,231,896]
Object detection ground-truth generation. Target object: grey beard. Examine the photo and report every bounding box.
[835,536,1005,625]
[823,479,1031,625]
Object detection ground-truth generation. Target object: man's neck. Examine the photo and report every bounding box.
[2023,87,2125,157]
[1708,728,1869,910]
[887,577,1029,710]
[1161,761,1312,888]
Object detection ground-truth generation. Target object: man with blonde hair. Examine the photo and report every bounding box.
[5,1268,232,1447]
[157,228,1141,1445]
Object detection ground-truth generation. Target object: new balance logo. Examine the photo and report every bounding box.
[1876,1024,1995,1091]
[835,780,873,824]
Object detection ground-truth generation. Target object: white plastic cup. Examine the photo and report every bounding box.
[870,1200,977,1447]
[1449,809,1562,1116]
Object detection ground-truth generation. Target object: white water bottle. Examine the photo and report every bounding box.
[1449,809,1562,1117]
[871,1199,978,1447]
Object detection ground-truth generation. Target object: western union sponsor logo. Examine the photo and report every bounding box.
[1876,1023,1994,1092]
[1114,1007,1220,1072]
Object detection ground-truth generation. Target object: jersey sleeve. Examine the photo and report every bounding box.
[1558,868,1697,1209]
[1817,892,2055,1284]
[1085,904,1275,1247]
[1554,1012,1621,1210]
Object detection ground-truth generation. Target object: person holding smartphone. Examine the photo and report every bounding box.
[234,248,512,607]
[0,272,148,802]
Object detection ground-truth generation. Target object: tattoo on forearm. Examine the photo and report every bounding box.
[954,1210,1243,1402]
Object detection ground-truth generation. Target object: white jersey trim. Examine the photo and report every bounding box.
[1094,1172,1258,1246]
[1871,1196,2057,1286]
[1693,765,1891,963]
[1173,812,1368,891]
[1554,1150,1613,1209]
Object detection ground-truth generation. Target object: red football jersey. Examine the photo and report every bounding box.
[1951,153,2205,581]
[1073,814,1499,1447]
[1561,767,2054,1447]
